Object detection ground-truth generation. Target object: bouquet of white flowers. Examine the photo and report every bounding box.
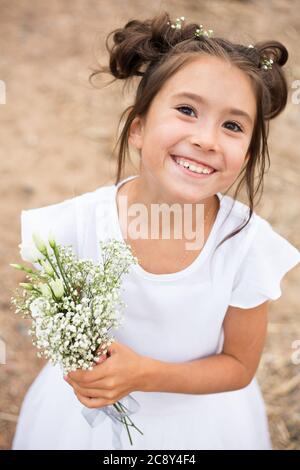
[10,232,143,448]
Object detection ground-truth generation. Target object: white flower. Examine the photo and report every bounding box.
[49,279,65,299]
[38,283,53,298]
[32,232,48,256]
[29,298,49,318]
[48,231,56,249]
[19,241,45,263]
[40,259,54,276]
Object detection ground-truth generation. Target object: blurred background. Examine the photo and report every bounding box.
[0,0,299,450]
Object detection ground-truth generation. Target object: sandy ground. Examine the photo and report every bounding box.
[0,0,299,450]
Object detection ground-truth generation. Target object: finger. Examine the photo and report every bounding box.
[68,369,97,383]
[67,361,107,385]
[73,384,107,399]
[67,374,106,388]
[67,374,114,392]
[74,390,113,409]
[93,354,108,365]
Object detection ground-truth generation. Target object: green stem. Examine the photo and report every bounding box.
[52,246,71,296]
[31,286,45,295]
[27,271,49,282]
[113,402,133,445]
[117,402,144,435]
[42,254,60,279]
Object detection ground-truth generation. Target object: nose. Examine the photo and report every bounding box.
[190,122,218,152]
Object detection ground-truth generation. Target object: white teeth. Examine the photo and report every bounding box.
[174,157,214,174]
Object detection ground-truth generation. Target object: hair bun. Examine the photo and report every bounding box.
[255,40,288,68]
[251,40,289,119]
[104,15,172,80]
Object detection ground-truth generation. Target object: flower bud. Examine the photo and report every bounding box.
[32,233,48,256]
[49,278,65,299]
[38,283,53,298]
[10,263,25,271]
[40,259,54,276]
[19,282,34,291]
[19,242,45,263]
[48,232,57,249]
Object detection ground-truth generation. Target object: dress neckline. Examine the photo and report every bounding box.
[111,174,226,281]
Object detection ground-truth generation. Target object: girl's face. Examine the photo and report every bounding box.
[129,55,257,204]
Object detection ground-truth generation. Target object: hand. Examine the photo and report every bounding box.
[64,341,145,409]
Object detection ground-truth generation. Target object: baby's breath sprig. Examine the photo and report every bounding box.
[194,24,214,38]
[167,16,185,30]
[259,55,274,70]
[247,45,274,70]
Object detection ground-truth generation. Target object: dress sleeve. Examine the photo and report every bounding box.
[229,218,300,309]
[20,197,79,270]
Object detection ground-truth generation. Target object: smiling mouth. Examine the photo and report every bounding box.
[170,155,217,177]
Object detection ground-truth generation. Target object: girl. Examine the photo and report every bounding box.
[13,12,300,450]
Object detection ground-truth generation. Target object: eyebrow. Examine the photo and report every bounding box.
[172,92,253,126]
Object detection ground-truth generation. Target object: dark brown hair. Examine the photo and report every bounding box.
[89,11,289,252]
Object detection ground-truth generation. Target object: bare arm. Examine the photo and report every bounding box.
[140,301,269,394]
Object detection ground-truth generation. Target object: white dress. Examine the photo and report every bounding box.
[12,175,300,450]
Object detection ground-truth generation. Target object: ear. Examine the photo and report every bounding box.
[128,116,144,150]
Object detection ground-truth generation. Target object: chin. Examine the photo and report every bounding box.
[167,183,208,204]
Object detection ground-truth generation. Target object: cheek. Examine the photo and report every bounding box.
[145,118,186,148]
[228,156,245,173]
[224,141,249,173]
[141,122,184,167]
[140,147,160,172]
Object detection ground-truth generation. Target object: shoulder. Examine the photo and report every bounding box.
[218,192,260,227]
[220,195,300,308]
[216,191,298,240]
[216,192,300,264]
[20,182,115,248]
[21,182,114,219]
[216,192,262,250]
